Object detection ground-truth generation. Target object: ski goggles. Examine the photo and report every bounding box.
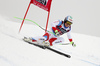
[66,21,72,25]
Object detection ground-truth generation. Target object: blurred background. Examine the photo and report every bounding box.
[0,0,100,37]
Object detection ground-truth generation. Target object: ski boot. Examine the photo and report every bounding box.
[43,41,50,47]
[37,37,50,47]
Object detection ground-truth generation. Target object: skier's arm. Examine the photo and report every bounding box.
[51,20,62,32]
[67,31,73,42]
[67,31,76,47]
[52,27,60,36]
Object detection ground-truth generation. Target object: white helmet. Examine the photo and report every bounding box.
[64,16,73,24]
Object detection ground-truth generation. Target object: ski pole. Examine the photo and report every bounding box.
[14,17,56,35]
[60,43,76,47]
[59,43,70,45]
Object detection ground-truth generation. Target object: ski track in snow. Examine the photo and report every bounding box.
[0,16,100,66]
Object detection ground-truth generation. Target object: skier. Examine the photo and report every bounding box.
[24,15,76,47]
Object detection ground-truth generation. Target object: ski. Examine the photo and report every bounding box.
[23,39,71,58]
[45,46,71,58]
[24,41,46,49]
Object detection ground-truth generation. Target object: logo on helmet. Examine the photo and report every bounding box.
[69,19,72,21]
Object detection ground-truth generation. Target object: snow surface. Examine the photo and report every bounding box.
[0,16,100,66]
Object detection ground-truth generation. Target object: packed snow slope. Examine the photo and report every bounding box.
[0,16,100,66]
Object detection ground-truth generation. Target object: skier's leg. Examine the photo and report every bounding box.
[24,32,50,45]
[49,37,64,46]
[31,38,37,42]
[28,32,49,43]
[53,37,64,45]
[49,38,57,46]
[43,33,50,41]
[23,36,41,43]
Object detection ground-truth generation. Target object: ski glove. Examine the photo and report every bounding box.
[70,41,76,47]
[55,30,60,37]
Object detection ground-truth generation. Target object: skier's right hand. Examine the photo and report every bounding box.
[70,41,76,47]
[55,30,60,37]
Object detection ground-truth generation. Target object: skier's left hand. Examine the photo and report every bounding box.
[70,41,76,47]
[55,30,60,37]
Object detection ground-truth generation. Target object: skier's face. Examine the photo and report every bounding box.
[65,22,70,27]
[65,21,72,27]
